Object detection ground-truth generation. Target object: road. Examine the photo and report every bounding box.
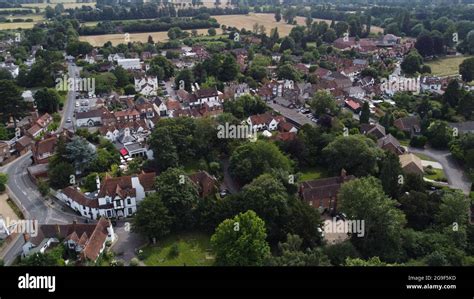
[408,146,472,195]
[0,61,82,265]
[59,62,79,132]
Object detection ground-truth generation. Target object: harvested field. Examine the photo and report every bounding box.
[80,28,221,46]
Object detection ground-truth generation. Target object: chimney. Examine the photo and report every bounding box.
[96,174,101,190]
[340,169,347,179]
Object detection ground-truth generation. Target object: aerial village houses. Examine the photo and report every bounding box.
[57,172,156,219]
[22,217,115,264]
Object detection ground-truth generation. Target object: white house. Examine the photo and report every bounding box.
[247,112,285,131]
[189,87,220,106]
[117,58,141,70]
[134,76,158,96]
[75,109,103,127]
[108,53,125,62]
[57,172,156,220]
[421,76,442,92]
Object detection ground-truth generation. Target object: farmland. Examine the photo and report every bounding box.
[426,55,473,77]
[80,12,384,46]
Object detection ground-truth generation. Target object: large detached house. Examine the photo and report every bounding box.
[299,170,355,214]
[57,172,156,219]
[22,217,114,264]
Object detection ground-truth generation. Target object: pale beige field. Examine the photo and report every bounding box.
[215,13,384,36]
[22,2,96,10]
[6,14,45,22]
[0,22,36,30]
[426,55,474,77]
[80,28,223,46]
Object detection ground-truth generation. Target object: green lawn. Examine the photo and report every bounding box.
[140,232,214,266]
[426,55,473,77]
[399,139,410,147]
[415,153,436,162]
[298,166,327,182]
[424,167,447,182]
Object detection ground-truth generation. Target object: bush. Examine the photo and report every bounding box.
[168,243,180,259]
[410,136,427,148]
[129,257,140,266]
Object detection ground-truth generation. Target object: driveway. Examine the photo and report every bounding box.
[408,146,472,194]
[111,220,147,265]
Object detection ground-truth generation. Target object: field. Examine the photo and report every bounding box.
[21,2,96,10]
[80,28,220,46]
[80,12,383,46]
[215,13,383,36]
[140,232,214,266]
[426,55,473,77]
[0,22,36,30]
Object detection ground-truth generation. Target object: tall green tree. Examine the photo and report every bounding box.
[211,210,270,266]
[379,152,403,199]
[34,88,61,114]
[359,102,370,124]
[339,176,406,262]
[132,193,172,240]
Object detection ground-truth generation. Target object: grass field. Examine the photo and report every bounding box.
[298,166,327,182]
[140,232,214,266]
[22,2,96,10]
[424,167,447,182]
[426,55,473,77]
[414,153,436,162]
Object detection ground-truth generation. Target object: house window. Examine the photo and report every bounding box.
[127,198,131,205]
[107,210,112,217]
[128,208,133,215]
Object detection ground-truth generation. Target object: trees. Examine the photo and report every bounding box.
[112,66,133,88]
[309,90,338,117]
[0,80,27,126]
[48,159,74,189]
[426,120,453,149]
[277,63,301,82]
[219,54,239,82]
[211,210,270,266]
[208,27,216,36]
[339,177,406,262]
[65,136,97,174]
[155,168,199,231]
[66,41,93,57]
[0,173,8,192]
[267,234,331,266]
[459,57,474,82]
[398,191,438,230]
[322,135,383,177]
[275,9,281,22]
[132,193,172,240]
[443,79,463,108]
[229,141,293,184]
[223,94,267,119]
[279,36,295,52]
[149,56,174,80]
[401,50,423,75]
[174,69,194,92]
[359,102,370,124]
[378,151,403,199]
[232,174,290,242]
[435,191,469,227]
[415,32,434,57]
[34,88,61,114]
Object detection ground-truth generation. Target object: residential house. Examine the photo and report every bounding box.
[421,76,442,93]
[189,171,217,198]
[299,169,355,214]
[57,172,156,219]
[22,217,114,264]
[117,58,141,70]
[399,153,424,176]
[32,136,56,164]
[377,134,405,155]
[0,141,11,165]
[360,123,386,139]
[247,113,285,131]
[394,116,421,136]
[134,76,158,96]
[14,136,32,155]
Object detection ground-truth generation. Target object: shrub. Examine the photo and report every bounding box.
[168,243,180,259]
[410,136,427,148]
